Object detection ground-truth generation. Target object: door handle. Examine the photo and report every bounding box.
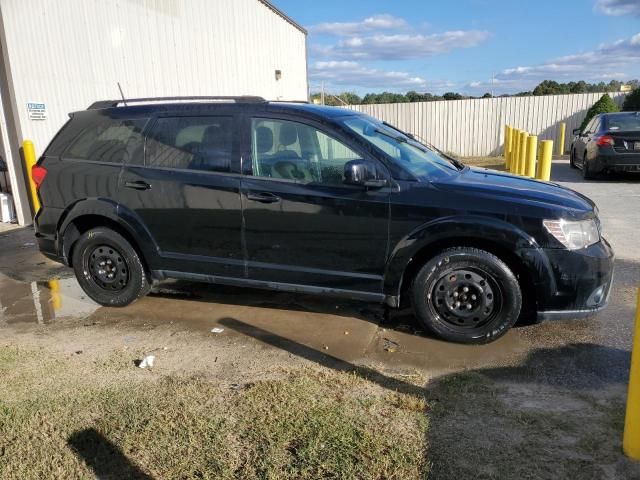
[245,192,281,204]
[125,180,151,190]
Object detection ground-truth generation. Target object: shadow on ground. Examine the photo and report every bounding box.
[220,316,639,479]
[552,160,640,184]
[68,428,153,480]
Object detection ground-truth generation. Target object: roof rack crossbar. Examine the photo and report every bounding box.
[88,95,267,109]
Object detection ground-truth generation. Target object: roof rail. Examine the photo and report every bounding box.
[269,100,310,104]
[87,95,267,109]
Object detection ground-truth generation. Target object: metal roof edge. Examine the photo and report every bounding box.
[257,0,307,35]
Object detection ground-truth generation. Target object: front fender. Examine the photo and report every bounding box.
[57,198,159,266]
[383,215,557,302]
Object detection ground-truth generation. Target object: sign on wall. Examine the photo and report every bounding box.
[26,102,46,120]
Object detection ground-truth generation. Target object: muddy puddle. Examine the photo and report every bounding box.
[0,274,100,325]
[0,273,536,372]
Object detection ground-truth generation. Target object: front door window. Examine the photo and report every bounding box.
[250,118,361,185]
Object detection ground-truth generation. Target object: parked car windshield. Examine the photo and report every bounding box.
[606,114,640,132]
[341,115,462,180]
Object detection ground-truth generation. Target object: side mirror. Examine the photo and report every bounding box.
[344,159,387,188]
[572,128,581,136]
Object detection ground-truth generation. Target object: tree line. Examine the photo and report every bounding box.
[311,79,640,106]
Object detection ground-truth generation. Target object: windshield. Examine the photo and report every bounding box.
[607,114,640,132]
[341,115,461,180]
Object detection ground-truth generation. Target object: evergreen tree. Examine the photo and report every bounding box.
[623,88,640,112]
[580,94,620,131]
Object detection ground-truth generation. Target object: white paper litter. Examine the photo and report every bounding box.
[211,327,225,334]
[138,355,155,369]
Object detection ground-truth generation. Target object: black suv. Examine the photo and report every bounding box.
[33,96,614,344]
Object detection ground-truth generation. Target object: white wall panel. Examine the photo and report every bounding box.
[1,0,307,158]
[351,92,628,157]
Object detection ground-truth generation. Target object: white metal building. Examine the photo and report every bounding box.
[0,0,308,225]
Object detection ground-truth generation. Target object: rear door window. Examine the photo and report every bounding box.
[145,116,232,172]
[64,117,147,164]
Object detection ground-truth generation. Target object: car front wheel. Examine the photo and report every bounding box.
[72,227,151,307]
[412,247,522,344]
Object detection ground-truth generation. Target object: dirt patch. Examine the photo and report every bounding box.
[426,371,639,480]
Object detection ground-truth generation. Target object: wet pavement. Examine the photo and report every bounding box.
[0,159,638,378]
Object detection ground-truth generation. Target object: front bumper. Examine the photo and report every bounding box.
[535,238,614,321]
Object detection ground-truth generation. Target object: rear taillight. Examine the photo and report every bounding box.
[596,135,614,147]
[31,165,47,189]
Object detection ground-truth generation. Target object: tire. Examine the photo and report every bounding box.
[412,247,522,344]
[582,155,596,180]
[569,149,577,169]
[71,227,151,307]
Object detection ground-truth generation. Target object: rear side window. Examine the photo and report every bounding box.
[145,116,232,172]
[64,117,147,164]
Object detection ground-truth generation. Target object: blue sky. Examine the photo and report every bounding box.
[271,0,640,95]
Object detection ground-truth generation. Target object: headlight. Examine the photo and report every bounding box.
[543,218,600,250]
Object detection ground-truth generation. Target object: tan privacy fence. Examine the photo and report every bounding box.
[349,92,628,157]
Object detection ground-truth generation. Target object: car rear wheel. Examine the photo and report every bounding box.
[412,247,522,344]
[72,227,151,307]
[582,154,596,180]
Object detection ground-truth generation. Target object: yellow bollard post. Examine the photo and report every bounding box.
[48,279,62,312]
[518,132,529,176]
[22,140,40,214]
[537,140,553,181]
[623,290,640,460]
[511,129,520,174]
[504,125,512,170]
[558,122,566,156]
[526,135,538,178]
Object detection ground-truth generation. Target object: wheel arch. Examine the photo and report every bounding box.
[384,217,556,315]
[57,199,159,273]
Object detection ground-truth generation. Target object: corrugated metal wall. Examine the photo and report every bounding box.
[350,92,628,156]
[0,0,308,158]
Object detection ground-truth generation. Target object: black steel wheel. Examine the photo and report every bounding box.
[412,247,522,344]
[86,245,129,291]
[72,227,150,307]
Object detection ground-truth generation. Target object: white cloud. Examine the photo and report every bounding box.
[464,33,640,96]
[466,32,640,93]
[314,30,490,61]
[307,14,407,36]
[595,0,640,16]
[310,60,431,90]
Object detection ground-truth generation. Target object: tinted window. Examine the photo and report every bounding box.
[65,117,147,163]
[606,114,640,132]
[250,118,360,185]
[146,116,232,172]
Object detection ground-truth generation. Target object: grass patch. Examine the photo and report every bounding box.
[460,156,506,171]
[0,346,429,479]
